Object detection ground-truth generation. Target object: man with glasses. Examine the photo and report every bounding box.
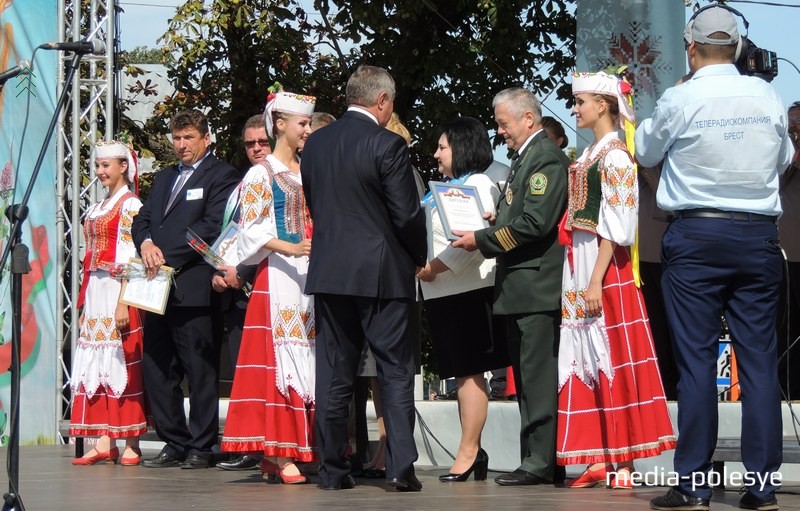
[242,114,272,165]
[214,114,269,471]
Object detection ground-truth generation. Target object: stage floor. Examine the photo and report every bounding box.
[1,446,800,511]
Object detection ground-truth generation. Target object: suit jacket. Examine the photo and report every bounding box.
[132,153,239,307]
[301,109,427,299]
[475,131,568,315]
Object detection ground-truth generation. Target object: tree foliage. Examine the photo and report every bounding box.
[321,0,575,175]
[144,0,575,173]
[155,0,344,170]
[123,45,173,65]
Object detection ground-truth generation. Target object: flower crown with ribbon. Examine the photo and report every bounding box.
[263,82,316,137]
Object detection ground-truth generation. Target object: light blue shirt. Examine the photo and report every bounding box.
[635,64,793,215]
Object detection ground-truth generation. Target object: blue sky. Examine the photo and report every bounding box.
[118,0,800,157]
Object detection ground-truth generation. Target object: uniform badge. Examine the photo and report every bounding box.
[530,173,548,195]
[505,187,513,205]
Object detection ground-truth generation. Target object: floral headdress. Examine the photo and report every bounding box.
[571,68,635,130]
[263,81,317,137]
[94,139,139,193]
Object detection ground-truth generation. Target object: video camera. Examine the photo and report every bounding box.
[735,38,778,82]
[687,2,779,82]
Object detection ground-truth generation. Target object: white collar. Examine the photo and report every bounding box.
[347,106,379,125]
[517,128,544,156]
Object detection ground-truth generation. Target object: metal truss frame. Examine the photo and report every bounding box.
[55,0,117,438]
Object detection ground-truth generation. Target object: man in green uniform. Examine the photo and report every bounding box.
[453,87,568,485]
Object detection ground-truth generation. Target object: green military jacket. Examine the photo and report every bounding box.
[475,130,568,315]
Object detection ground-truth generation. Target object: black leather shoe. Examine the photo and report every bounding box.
[739,491,779,511]
[494,469,550,486]
[321,475,357,490]
[217,455,260,471]
[387,473,422,492]
[363,468,386,479]
[142,451,183,468]
[650,488,710,510]
[554,465,567,484]
[180,454,213,469]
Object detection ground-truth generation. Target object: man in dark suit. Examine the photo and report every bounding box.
[302,65,427,492]
[453,88,568,486]
[132,109,239,469]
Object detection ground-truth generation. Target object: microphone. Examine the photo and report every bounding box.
[0,60,31,84]
[40,39,105,55]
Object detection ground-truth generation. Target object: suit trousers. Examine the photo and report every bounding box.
[661,217,783,500]
[314,294,418,486]
[143,306,222,460]
[639,261,679,400]
[778,261,800,398]
[222,292,248,370]
[504,310,560,480]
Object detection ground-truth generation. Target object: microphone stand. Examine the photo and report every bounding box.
[1,50,85,511]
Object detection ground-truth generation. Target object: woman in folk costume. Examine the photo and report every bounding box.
[70,141,146,466]
[221,90,316,484]
[557,71,676,488]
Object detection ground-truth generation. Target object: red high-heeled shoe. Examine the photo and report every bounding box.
[120,447,142,466]
[72,447,119,466]
[565,463,612,488]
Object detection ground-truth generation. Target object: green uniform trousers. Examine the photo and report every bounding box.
[504,310,560,480]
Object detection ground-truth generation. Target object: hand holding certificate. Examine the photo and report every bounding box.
[118,258,174,314]
[429,182,490,241]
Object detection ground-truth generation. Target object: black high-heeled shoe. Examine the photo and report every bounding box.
[438,448,489,482]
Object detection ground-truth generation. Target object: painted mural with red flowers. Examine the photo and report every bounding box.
[0,0,59,445]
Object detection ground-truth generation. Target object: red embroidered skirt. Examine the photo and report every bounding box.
[557,247,676,465]
[69,307,147,438]
[220,261,316,461]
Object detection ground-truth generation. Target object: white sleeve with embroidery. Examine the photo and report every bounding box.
[597,147,638,246]
[237,163,277,266]
[117,196,142,263]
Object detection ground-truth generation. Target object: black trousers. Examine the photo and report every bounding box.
[778,261,800,398]
[222,290,248,370]
[639,261,679,400]
[314,294,417,486]
[142,305,221,459]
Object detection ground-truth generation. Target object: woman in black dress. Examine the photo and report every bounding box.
[417,117,509,482]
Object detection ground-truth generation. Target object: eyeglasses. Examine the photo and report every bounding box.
[244,139,270,149]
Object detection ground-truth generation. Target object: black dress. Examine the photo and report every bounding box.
[425,286,509,379]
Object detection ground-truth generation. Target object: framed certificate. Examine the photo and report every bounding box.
[119,258,174,315]
[186,226,252,295]
[187,225,240,268]
[210,223,240,266]
[429,181,489,241]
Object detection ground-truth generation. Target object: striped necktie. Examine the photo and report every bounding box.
[165,167,191,211]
